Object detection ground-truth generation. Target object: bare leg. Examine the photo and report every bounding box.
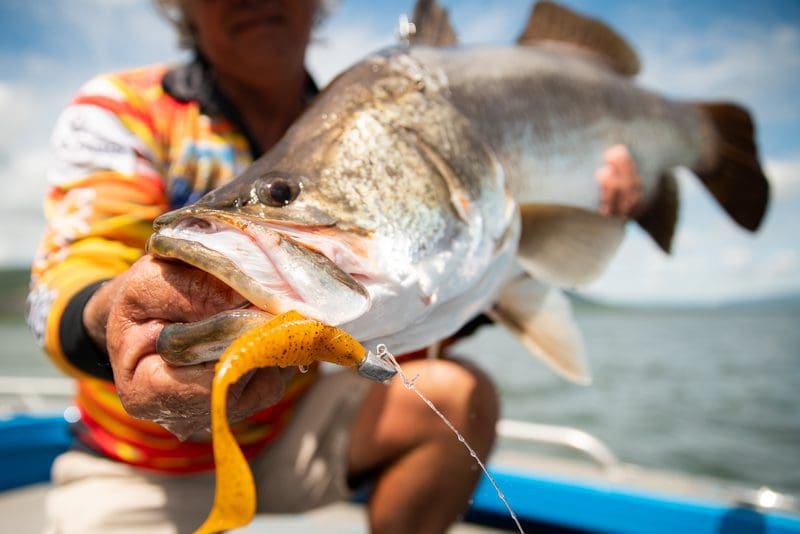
[348,358,499,534]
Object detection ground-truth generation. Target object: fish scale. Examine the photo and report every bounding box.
[408,45,710,209]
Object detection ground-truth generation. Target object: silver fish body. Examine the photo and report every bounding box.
[410,45,715,209]
[150,1,768,381]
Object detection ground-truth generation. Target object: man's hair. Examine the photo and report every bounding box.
[153,0,337,50]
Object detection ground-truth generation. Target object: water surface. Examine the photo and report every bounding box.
[454,303,800,493]
[1,302,798,494]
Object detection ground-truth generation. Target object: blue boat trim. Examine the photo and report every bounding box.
[470,466,800,534]
[0,413,72,491]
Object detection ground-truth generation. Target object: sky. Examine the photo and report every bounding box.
[0,0,798,305]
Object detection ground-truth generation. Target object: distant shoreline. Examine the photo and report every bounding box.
[0,267,30,317]
[2,265,798,318]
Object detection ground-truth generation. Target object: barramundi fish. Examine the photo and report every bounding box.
[148,0,769,383]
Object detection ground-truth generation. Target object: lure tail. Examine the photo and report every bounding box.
[194,310,391,534]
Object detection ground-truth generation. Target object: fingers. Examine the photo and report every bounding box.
[118,348,288,437]
[228,367,289,421]
[103,254,286,438]
[117,352,216,423]
[107,256,247,380]
[120,256,247,324]
[596,165,618,215]
[597,144,643,217]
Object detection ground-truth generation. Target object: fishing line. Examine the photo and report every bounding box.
[376,344,525,534]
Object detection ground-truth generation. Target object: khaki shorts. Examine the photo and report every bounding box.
[45,369,372,534]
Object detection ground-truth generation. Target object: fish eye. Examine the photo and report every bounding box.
[255,174,302,207]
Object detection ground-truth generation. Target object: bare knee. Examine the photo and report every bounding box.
[401,358,500,453]
[348,357,500,478]
[347,358,500,533]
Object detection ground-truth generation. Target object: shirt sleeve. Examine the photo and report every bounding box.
[26,73,169,380]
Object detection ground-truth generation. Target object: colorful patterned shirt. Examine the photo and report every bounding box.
[26,60,318,473]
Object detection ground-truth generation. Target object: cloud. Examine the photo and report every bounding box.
[0,82,35,147]
[0,146,51,266]
[761,249,800,280]
[607,145,800,303]
[766,157,800,200]
[636,17,800,127]
[586,147,800,304]
[0,0,181,268]
[0,91,52,185]
[0,79,55,266]
[721,246,753,271]
[307,16,395,85]
[455,4,520,44]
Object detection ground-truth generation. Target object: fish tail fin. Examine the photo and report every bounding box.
[694,102,770,231]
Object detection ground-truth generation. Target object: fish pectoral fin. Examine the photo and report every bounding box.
[517,204,625,288]
[516,1,640,77]
[490,275,590,384]
[409,0,458,46]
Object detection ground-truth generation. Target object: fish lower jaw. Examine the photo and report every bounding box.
[150,224,370,327]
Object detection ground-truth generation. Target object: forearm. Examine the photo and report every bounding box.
[60,280,114,380]
[27,244,134,381]
[82,277,120,355]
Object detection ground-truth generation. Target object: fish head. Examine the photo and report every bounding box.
[149,150,377,326]
[150,52,515,347]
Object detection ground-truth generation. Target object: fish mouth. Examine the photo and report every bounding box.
[148,209,372,326]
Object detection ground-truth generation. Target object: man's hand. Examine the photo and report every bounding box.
[84,255,289,440]
[597,144,644,217]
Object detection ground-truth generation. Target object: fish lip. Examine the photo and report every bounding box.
[149,210,372,325]
[154,204,339,231]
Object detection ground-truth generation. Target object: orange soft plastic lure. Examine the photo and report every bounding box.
[193,310,373,534]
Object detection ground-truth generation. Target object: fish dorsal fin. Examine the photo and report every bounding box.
[517,1,640,76]
[409,0,458,46]
[636,172,679,253]
[489,275,590,384]
[517,204,625,288]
